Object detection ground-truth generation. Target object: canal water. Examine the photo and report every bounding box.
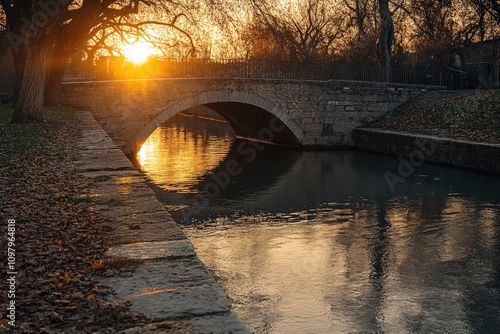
[135,110,500,334]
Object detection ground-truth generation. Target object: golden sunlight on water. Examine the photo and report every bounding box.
[136,113,234,193]
[184,222,349,333]
[184,196,500,333]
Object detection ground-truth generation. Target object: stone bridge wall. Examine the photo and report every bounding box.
[59,78,442,156]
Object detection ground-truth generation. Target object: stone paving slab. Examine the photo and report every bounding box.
[100,257,231,320]
[90,174,149,184]
[184,314,248,333]
[78,149,126,159]
[121,313,246,333]
[105,219,186,243]
[82,169,144,181]
[92,200,167,217]
[106,240,196,259]
[75,156,136,172]
[90,182,163,199]
[94,207,174,224]
[75,110,248,333]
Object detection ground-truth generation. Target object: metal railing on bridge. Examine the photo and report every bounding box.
[64,58,498,90]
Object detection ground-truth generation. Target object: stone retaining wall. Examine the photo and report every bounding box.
[353,128,500,174]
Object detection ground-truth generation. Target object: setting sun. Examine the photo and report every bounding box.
[123,41,155,64]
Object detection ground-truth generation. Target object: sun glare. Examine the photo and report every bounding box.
[123,41,154,64]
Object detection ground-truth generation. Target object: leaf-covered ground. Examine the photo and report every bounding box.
[372,89,500,144]
[0,105,145,333]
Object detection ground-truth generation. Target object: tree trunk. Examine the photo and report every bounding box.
[44,41,73,105]
[11,41,52,124]
[490,0,500,23]
[44,59,68,106]
[378,0,394,82]
[11,47,27,109]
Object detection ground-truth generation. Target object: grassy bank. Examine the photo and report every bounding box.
[0,104,76,155]
[373,90,500,144]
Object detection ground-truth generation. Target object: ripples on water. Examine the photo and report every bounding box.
[136,110,500,334]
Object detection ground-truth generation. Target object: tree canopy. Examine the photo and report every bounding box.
[0,0,499,123]
[0,0,195,123]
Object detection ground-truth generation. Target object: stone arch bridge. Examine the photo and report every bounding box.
[59,78,441,156]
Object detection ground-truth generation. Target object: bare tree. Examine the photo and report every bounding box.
[247,0,346,62]
[391,0,455,67]
[475,0,500,22]
[390,0,499,68]
[0,0,192,123]
[340,0,379,65]
[461,0,500,44]
[378,0,394,81]
[342,0,371,43]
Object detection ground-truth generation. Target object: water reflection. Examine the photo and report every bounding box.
[137,110,235,193]
[136,112,500,333]
[184,198,500,333]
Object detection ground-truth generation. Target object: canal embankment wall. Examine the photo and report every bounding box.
[76,110,248,333]
[353,128,500,175]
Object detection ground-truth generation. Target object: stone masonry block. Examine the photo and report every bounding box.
[229,91,249,103]
[301,117,314,124]
[362,95,378,102]
[305,123,323,133]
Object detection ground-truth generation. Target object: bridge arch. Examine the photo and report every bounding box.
[135,90,305,154]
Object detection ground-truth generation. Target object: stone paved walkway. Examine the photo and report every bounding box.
[76,111,248,333]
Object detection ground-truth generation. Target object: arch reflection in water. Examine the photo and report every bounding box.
[136,109,235,194]
[136,110,500,334]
